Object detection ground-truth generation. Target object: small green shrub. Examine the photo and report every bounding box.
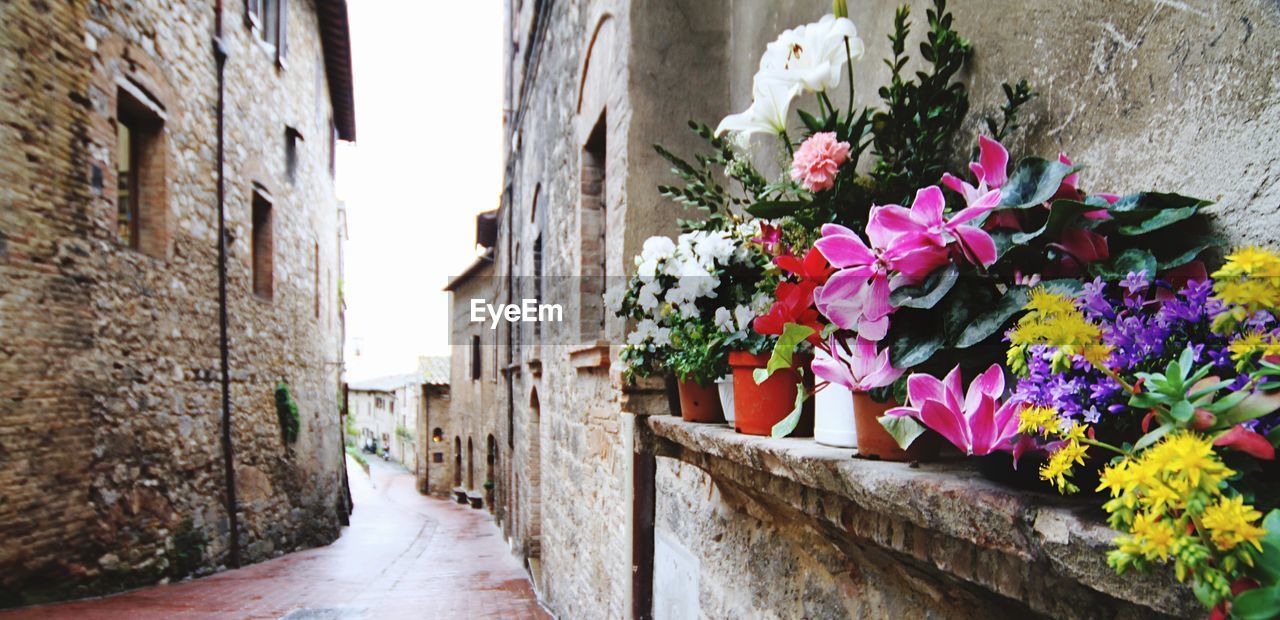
[274,381,300,444]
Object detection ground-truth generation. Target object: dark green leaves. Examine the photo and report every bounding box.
[1105,192,1213,236]
[1093,248,1157,280]
[1010,200,1097,245]
[953,285,1030,348]
[746,200,806,219]
[890,264,958,309]
[998,157,1077,209]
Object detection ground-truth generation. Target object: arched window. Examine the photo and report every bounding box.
[453,436,462,487]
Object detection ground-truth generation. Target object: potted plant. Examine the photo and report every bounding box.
[812,335,913,454]
[667,320,726,423]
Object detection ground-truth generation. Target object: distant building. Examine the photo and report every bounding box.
[347,373,417,466]
[415,356,451,493]
[0,0,355,603]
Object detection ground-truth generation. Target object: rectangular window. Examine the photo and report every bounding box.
[251,191,274,300]
[262,0,280,48]
[471,335,481,381]
[116,81,166,256]
[579,113,607,341]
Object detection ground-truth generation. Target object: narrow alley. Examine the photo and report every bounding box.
[1,459,548,620]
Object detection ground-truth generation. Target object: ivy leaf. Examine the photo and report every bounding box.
[747,200,806,219]
[953,285,1030,348]
[770,388,809,439]
[754,323,815,384]
[878,414,927,449]
[998,157,1076,209]
[890,264,959,309]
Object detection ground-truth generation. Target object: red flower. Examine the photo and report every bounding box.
[754,281,823,344]
[774,247,835,286]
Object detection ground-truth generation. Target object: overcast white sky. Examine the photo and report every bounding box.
[339,1,503,382]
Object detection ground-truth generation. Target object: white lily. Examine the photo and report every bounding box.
[715,74,800,137]
[758,14,863,94]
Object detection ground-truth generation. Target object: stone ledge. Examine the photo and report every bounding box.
[642,415,1201,619]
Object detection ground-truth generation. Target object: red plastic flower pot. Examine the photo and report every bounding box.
[728,351,814,437]
[677,379,724,423]
[852,391,938,462]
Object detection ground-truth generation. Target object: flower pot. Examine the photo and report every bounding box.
[852,391,938,461]
[663,373,682,417]
[814,384,856,448]
[677,379,724,423]
[715,374,736,428]
[729,351,813,437]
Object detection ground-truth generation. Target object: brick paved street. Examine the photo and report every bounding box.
[2,458,549,620]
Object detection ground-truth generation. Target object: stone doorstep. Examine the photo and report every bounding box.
[641,415,1202,619]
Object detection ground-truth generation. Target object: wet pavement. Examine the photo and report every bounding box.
[2,457,549,619]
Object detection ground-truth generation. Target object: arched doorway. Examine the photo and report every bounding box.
[467,437,474,490]
[486,434,497,512]
[453,436,462,487]
[528,388,542,557]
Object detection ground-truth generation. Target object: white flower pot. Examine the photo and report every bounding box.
[715,374,735,428]
[814,384,857,448]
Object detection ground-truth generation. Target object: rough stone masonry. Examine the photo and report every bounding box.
[0,0,354,606]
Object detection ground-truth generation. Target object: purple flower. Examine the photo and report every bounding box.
[1120,270,1150,296]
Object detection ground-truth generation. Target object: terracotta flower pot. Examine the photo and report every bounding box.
[677,379,724,423]
[852,391,938,462]
[729,351,814,437]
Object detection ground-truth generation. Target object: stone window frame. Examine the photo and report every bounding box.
[285,126,303,185]
[245,0,289,68]
[570,12,617,368]
[250,185,276,302]
[91,39,179,261]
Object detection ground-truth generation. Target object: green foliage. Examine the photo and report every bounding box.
[274,381,301,445]
[983,79,1036,144]
[168,519,207,579]
[654,121,766,233]
[870,0,972,203]
[667,320,732,386]
[752,322,815,385]
[1232,510,1280,620]
[395,425,414,443]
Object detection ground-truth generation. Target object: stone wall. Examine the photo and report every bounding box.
[0,0,348,606]
[445,261,503,510]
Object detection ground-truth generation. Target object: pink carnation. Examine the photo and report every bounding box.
[790,132,851,192]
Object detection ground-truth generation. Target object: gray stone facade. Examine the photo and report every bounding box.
[0,0,353,606]
[472,0,1280,618]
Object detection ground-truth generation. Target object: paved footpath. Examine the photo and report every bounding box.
[2,457,550,620]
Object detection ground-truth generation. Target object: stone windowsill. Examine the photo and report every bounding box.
[568,342,611,370]
[641,415,1201,619]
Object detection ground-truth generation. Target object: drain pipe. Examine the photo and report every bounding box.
[213,0,241,569]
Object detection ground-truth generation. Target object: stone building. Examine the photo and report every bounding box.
[0,0,354,606]
[414,355,451,493]
[442,216,504,514]
[471,0,1280,618]
[347,373,417,462]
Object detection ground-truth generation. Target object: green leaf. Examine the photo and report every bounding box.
[889,264,959,309]
[746,200,806,219]
[1133,424,1172,452]
[998,157,1077,209]
[889,329,945,368]
[797,108,826,134]
[1231,585,1280,620]
[1115,206,1199,236]
[1107,191,1212,214]
[1221,391,1280,426]
[1171,400,1194,423]
[1094,248,1157,280]
[770,388,809,439]
[755,323,815,384]
[1010,200,1096,245]
[953,286,1030,348]
[1158,236,1222,270]
[878,414,927,449]
[1255,510,1280,581]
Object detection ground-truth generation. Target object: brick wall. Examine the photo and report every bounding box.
[0,0,348,605]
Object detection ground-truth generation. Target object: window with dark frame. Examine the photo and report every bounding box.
[251,189,274,300]
[471,335,481,381]
[285,127,301,184]
[115,82,165,255]
[246,0,287,64]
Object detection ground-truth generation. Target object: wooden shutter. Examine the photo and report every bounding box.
[276,0,289,65]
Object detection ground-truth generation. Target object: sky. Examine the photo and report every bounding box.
[339,1,504,382]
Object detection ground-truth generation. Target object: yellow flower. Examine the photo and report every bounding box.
[1026,288,1077,317]
[1201,495,1267,552]
[1128,511,1178,562]
[1040,439,1088,494]
[1229,330,1280,365]
[1212,246,1280,320]
[1017,405,1058,436]
[1155,432,1235,492]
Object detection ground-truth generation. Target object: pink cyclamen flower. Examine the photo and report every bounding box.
[791,132,851,192]
[870,185,1000,267]
[812,223,947,340]
[812,335,903,392]
[886,364,1022,456]
[941,135,1009,206]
